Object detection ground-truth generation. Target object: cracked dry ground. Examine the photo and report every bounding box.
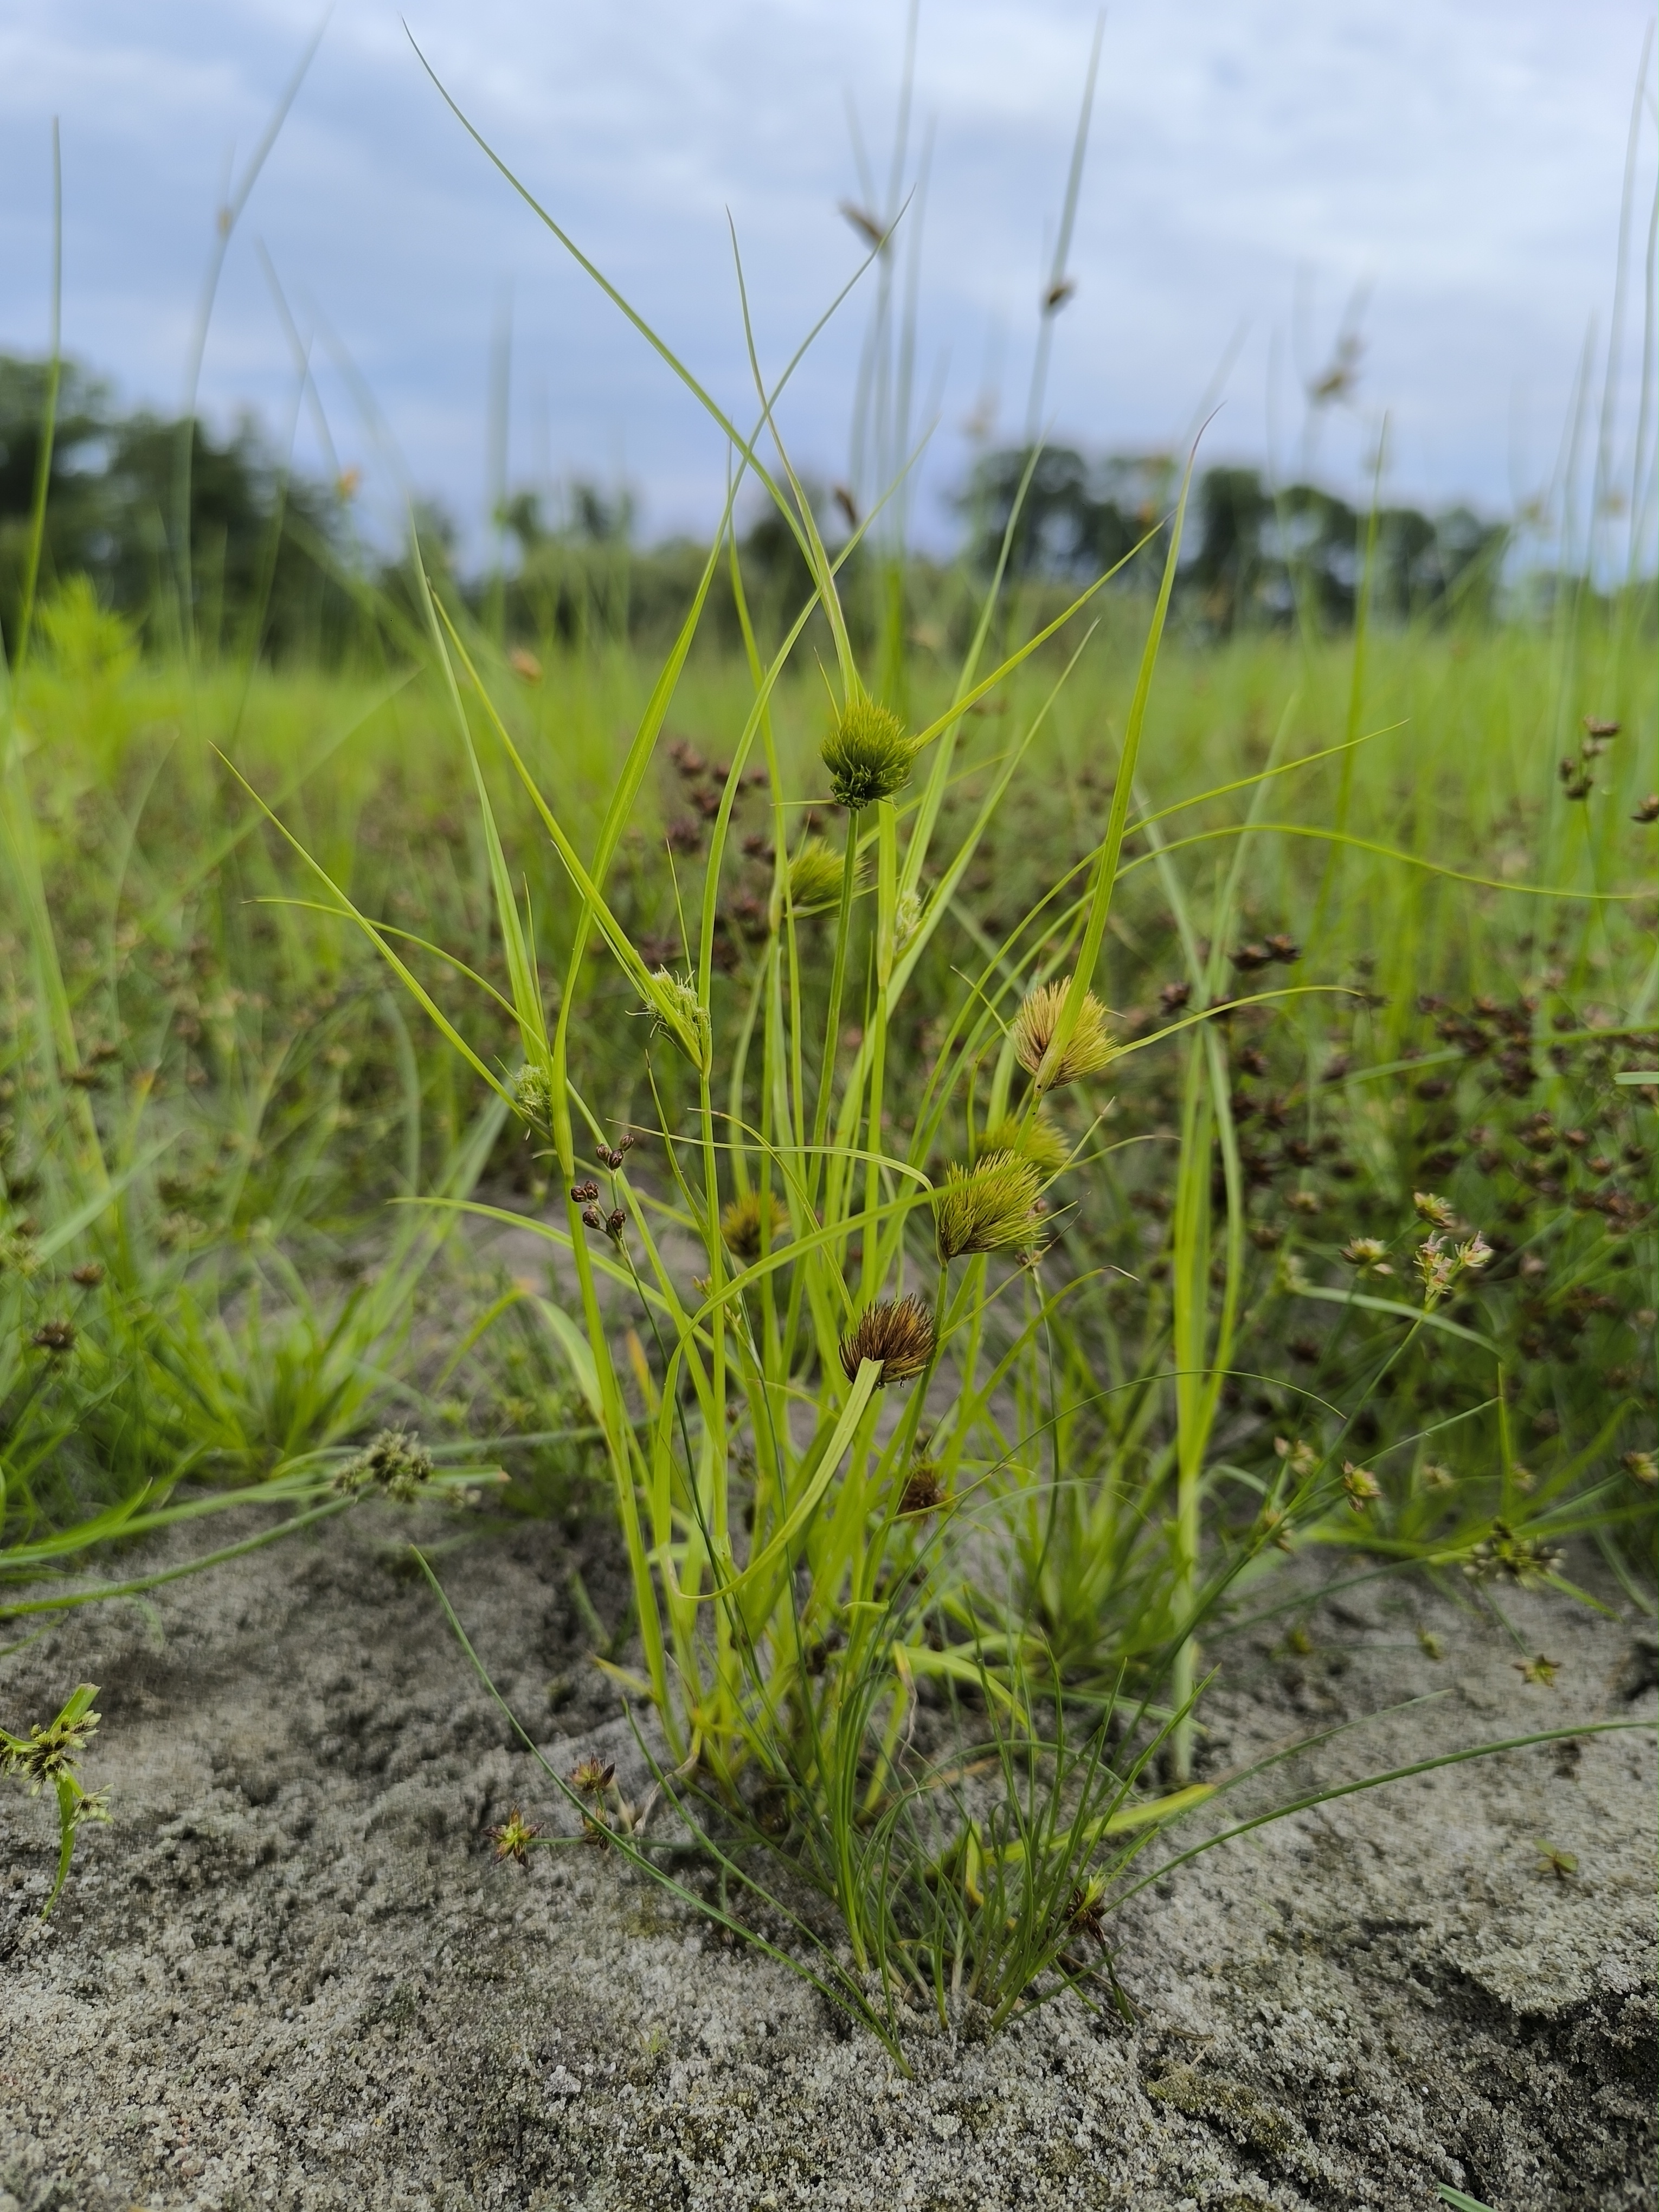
[0,1509,1653,2211]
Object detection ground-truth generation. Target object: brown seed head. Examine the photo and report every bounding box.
[719,1189,777,1266]
[839,1296,935,1386]
[897,1458,945,1516]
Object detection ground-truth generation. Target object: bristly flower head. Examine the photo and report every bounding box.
[821,697,919,811]
[1340,1236,1388,1270]
[897,1454,945,1516]
[646,968,711,1071]
[335,1426,434,1503]
[934,1150,1043,1262]
[977,1107,1069,1179]
[839,1295,936,1385]
[1462,1519,1562,1588]
[1,1690,101,1793]
[1413,1189,1456,1230]
[1341,1460,1381,1511]
[30,1319,75,1356]
[1013,978,1115,1092]
[488,1808,542,1866]
[786,837,851,914]
[720,1189,778,1266]
[513,1063,554,1129]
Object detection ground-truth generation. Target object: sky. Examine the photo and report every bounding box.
[1,0,1654,562]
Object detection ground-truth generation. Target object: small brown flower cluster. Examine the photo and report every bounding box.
[897,1454,945,1517]
[569,1756,623,1844]
[662,738,766,856]
[1559,714,1621,800]
[1231,934,1301,973]
[1417,994,1539,1096]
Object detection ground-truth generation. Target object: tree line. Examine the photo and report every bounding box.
[0,353,1510,664]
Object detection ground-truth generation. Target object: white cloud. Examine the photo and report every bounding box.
[0,0,1651,555]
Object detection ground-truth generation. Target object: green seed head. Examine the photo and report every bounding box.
[976,1107,1068,1179]
[647,968,712,1071]
[934,1150,1043,1262]
[513,1063,554,1129]
[821,697,919,811]
[786,837,852,914]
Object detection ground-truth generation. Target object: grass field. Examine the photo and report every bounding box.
[0,45,1653,2030]
[3,537,1653,2029]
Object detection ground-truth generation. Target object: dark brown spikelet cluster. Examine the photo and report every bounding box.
[897,1456,944,1516]
[1232,934,1300,972]
[839,1296,935,1386]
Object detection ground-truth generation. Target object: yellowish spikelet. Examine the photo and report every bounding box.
[934,1150,1042,1262]
[1012,977,1115,1091]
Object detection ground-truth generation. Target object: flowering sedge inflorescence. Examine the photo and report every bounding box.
[1012,978,1115,1092]
[934,1150,1043,1263]
[787,837,851,913]
[1407,1191,1493,1303]
[333,1426,434,1502]
[488,1807,542,1866]
[839,1296,936,1385]
[720,1190,777,1266]
[2,1684,110,1915]
[646,968,711,1069]
[976,1107,1069,1178]
[1462,1519,1563,1587]
[820,697,919,811]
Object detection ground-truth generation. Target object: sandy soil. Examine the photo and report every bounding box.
[0,1503,1652,2212]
